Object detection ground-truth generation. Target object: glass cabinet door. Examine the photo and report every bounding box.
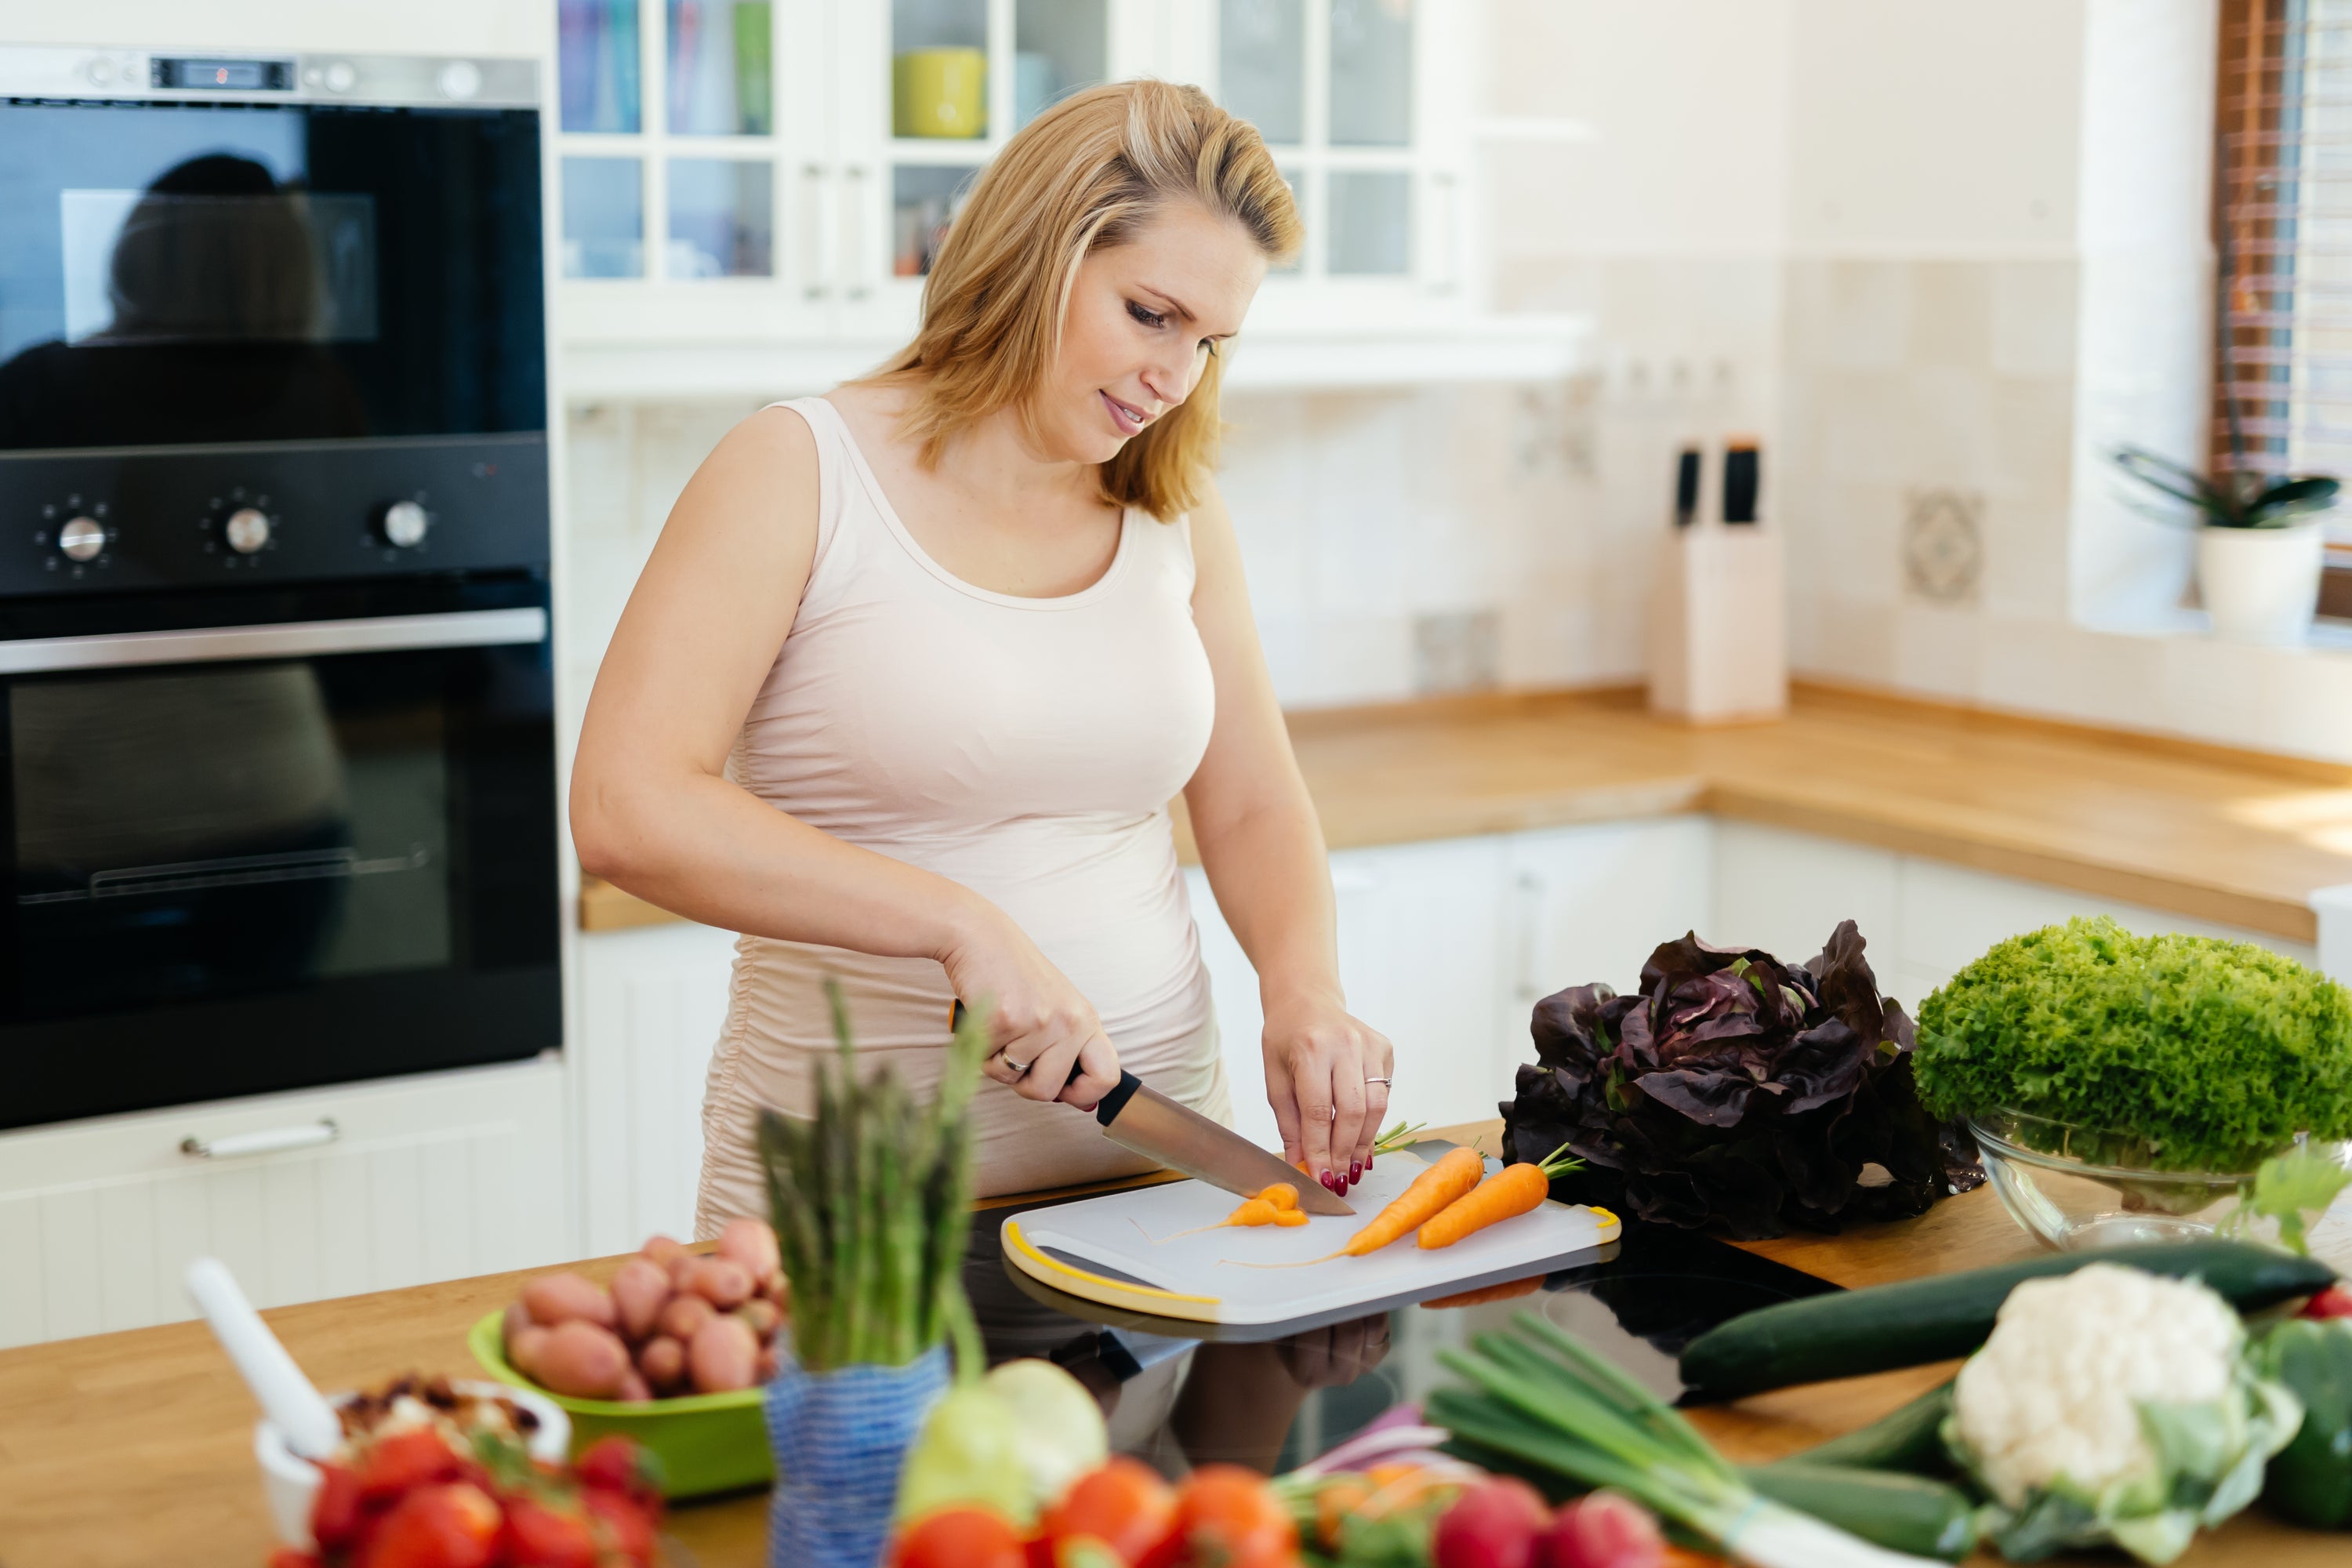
[668,0,775,136]
[1214,0,1418,288]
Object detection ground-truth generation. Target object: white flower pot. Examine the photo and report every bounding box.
[2198,522,2325,645]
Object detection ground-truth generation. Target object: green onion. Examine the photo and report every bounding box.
[1431,1312,1958,1566]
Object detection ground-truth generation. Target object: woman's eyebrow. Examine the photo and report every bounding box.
[1138,284,1198,323]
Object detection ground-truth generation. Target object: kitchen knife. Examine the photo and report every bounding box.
[954,1000,1354,1215]
[1091,1071,1355,1216]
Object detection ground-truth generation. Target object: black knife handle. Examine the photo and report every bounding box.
[1093,1071,1142,1126]
[954,1000,1136,1119]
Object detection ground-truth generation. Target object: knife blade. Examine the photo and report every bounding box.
[1092,1073,1356,1216]
[950,1001,1356,1216]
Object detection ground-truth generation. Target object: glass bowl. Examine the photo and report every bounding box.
[1967,1108,2347,1251]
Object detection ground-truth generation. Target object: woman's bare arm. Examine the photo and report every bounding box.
[1181,481,1393,1189]
[569,405,1120,1105]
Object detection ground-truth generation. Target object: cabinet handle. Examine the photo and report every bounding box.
[1513,870,1545,1000]
[839,164,869,300]
[800,163,832,299]
[180,1120,339,1160]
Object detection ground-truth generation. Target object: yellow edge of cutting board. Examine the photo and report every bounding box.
[1002,1218,1227,1323]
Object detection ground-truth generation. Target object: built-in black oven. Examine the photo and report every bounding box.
[0,47,557,1129]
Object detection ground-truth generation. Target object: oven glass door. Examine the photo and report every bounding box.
[0,98,543,451]
[0,579,557,1128]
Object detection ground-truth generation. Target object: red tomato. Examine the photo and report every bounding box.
[890,1508,1027,1568]
[2299,1283,2352,1319]
[1040,1457,1179,1564]
[575,1434,662,1508]
[310,1461,368,1550]
[358,1482,501,1568]
[267,1550,322,1568]
[356,1430,466,1504]
[499,1494,598,1568]
[582,1488,659,1565]
[1154,1465,1297,1568]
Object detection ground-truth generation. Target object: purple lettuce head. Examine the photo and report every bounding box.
[1503,920,1981,1239]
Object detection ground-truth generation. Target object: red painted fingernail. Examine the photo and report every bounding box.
[1349,1160,1362,1183]
[1321,1170,1337,1190]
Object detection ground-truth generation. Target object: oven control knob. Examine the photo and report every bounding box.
[380,499,430,549]
[58,515,107,562]
[223,506,273,555]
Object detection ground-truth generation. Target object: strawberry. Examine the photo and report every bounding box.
[357,1430,466,1504]
[582,1488,657,1565]
[499,1494,598,1568]
[310,1461,368,1551]
[358,1482,502,1568]
[572,1436,662,1509]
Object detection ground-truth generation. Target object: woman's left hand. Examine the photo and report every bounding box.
[1262,989,1393,1195]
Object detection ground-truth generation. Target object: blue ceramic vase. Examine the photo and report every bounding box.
[764,1345,950,1568]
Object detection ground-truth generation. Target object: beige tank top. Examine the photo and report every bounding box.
[695,396,1230,1226]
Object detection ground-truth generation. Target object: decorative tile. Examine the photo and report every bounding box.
[1902,487,1985,604]
[1414,609,1503,695]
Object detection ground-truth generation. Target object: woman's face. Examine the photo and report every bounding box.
[1040,200,1268,466]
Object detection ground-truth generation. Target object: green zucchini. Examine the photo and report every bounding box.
[1769,1381,1955,1475]
[1737,1461,1979,1561]
[2254,1318,2352,1529]
[1681,1240,2336,1399]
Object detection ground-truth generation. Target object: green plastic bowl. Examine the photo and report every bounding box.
[466,1312,771,1499]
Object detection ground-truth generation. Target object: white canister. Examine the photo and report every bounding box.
[2198,521,2326,645]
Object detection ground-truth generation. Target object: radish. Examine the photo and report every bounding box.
[1433,1476,1552,1568]
[1539,1490,1664,1568]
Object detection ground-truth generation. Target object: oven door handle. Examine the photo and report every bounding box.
[0,607,547,673]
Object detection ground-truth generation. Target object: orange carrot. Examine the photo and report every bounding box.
[1421,1273,1546,1309]
[1341,1145,1487,1257]
[1271,1208,1309,1227]
[1416,1143,1581,1250]
[1149,1194,1283,1243]
[1253,1182,1301,1211]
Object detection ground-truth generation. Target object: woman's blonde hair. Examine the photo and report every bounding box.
[871,79,1301,519]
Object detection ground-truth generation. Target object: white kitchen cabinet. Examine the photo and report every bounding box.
[571,919,742,1254]
[0,1059,568,1350]
[1189,818,1716,1152]
[1501,818,1716,1025]
[1713,822,2320,1011]
[551,0,1580,397]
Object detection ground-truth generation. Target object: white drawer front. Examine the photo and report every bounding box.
[0,1061,566,1349]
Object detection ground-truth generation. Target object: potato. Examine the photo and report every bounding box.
[753,1346,779,1385]
[615,1367,653,1403]
[522,1271,615,1330]
[683,1256,753,1310]
[534,1320,630,1399]
[642,1233,689,1268]
[506,1324,552,1381]
[688,1312,759,1394]
[735,1298,782,1343]
[717,1218,781,1284]
[666,1253,701,1291]
[637,1334,687,1395]
[611,1258,670,1342]
[502,1300,534,1347]
[658,1293,716,1344]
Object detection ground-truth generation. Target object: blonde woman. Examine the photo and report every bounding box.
[572,81,1395,1223]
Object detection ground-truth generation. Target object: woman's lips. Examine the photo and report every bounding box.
[1101,390,1150,435]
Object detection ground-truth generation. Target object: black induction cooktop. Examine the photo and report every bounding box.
[962,1168,1839,1475]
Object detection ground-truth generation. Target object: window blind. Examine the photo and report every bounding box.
[2217,0,2352,551]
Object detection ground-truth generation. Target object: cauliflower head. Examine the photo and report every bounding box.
[1944,1262,2303,1566]
[1953,1263,2241,1508]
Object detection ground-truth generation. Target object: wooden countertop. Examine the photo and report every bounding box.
[579,682,2352,943]
[3,1120,2343,1567]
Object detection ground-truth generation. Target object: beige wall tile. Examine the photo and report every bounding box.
[1906,262,1994,371]
[1893,603,1984,699]
[1991,260,2081,377]
[1987,374,2078,503]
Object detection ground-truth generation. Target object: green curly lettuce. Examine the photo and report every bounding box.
[1914,917,2352,1171]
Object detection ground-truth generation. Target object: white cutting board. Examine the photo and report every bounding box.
[1000,1151,1621,1326]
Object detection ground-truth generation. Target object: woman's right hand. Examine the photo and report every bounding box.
[941,903,1122,1109]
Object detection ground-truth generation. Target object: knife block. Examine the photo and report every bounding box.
[1649,521,1788,725]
